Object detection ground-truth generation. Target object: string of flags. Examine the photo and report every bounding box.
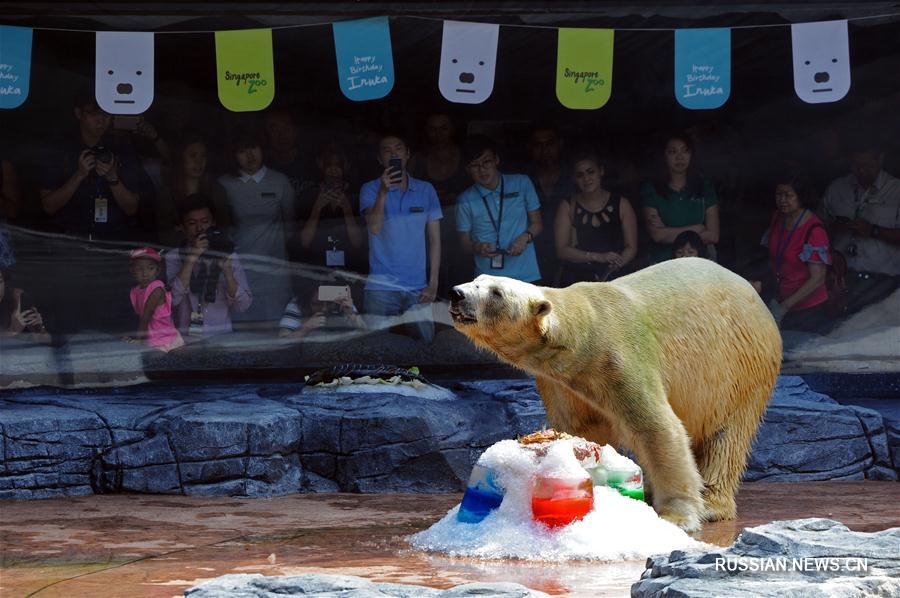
[0,14,881,112]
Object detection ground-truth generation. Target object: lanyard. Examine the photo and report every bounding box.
[853,185,873,219]
[199,266,208,312]
[774,209,806,277]
[189,257,212,314]
[91,175,105,235]
[479,176,505,247]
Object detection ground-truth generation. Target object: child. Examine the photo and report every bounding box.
[125,247,184,351]
[278,283,366,339]
[672,230,708,259]
[0,268,51,344]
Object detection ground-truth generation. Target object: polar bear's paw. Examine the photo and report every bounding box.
[657,498,703,532]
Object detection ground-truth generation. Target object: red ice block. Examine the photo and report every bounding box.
[530,476,594,528]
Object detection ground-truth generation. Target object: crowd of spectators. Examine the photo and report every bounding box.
[1,87,898,351]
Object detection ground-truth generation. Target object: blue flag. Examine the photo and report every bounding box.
[674,28,730,110]
[0,25,32,109]
[332,17,395,101]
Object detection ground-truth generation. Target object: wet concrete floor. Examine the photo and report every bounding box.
[2,482,898,597]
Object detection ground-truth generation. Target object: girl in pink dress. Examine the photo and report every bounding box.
[126,247,184,352]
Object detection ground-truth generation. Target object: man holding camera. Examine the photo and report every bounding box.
[38,91,147,334]
[359,133,442,343]
[165,196,252,339]
[822,140,900,315]
[456,135,543,283]
[40,92,143,241]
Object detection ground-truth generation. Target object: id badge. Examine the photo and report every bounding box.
[326,250,345,267]
[188,310,204,337]
[94,196,109,223]
[490,253,505,269]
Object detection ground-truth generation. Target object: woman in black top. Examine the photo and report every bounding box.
[296,142,364,272]
[555,151,637,286]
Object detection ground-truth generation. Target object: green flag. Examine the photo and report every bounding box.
[556,28,614,110]
[215,29,275,112]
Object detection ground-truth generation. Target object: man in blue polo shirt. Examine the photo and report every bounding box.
[359,133,442,343]
[457,135,543,282]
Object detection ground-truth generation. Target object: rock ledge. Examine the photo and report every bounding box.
[631,518,900,597]
[184,573,550,597]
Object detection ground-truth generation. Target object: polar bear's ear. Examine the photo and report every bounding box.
[530,299,552,318]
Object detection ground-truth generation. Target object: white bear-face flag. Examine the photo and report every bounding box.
[791,20,851,104]
[439,21,499,104]
[95,32,155,114]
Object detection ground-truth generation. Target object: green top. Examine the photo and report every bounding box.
[641,178,718,263]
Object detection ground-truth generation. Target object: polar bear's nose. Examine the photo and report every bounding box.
[449,287,465,304]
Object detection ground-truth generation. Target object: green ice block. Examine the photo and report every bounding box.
[614,485,645,502]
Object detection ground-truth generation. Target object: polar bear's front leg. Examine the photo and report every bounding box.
[620,401,705,532]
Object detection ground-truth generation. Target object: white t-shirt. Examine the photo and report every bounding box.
[822,170,900,275]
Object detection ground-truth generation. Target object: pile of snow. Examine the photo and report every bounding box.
[409,439,708,561]
[599,444,638,470]
[787,289,900,367]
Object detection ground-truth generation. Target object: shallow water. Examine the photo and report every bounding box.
[1,483,898,597]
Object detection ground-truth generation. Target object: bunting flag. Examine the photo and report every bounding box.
[95,32,155,114]
[0,25,33,109]
[332,17,395,102]
[791,20,851,104]
[0,16,877,113]
[556,28,614,110]
[438,21,499,104]
[215,29,276,112]
[674,28,731,110]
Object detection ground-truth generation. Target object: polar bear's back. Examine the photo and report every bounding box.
[608,258,781,440]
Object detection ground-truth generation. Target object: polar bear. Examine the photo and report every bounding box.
[448,258,781,531]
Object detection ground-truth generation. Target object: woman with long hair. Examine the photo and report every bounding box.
[156,134,231,247]
[641,132,719,263]
[555,151,637,285]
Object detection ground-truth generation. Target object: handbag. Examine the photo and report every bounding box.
[803,223,847,318]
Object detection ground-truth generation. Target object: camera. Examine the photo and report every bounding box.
[205,227,235,255]
[89,145,114,164]
[317,285,350,316]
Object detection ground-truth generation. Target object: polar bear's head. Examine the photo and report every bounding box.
[449,275,552,348]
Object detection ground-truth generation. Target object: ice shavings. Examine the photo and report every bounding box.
[409,439,707,561]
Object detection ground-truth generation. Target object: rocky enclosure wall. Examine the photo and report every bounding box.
[0,377,896,500]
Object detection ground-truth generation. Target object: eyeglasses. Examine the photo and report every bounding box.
[468,158,497,171]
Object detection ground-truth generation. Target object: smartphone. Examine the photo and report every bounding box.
[388,157,403,183]
[113,115,140,131]
[317,285,350,303]
[19,291,36,312]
